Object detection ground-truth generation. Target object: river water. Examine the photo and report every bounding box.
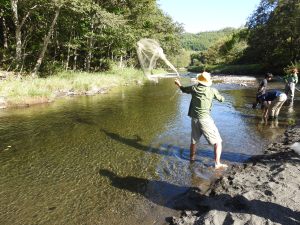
[0,76,299,225]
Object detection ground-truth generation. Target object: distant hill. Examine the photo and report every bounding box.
[181,27,238,51]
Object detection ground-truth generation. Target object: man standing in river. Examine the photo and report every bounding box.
[174,72,227,169]
[257,72,273,96]
[284,67,298,102]
[252,73,273,109]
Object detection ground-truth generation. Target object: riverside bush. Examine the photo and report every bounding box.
[188,64,265,75]
[0,66,155,106]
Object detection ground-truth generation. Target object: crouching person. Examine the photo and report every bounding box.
[256,90,287,119]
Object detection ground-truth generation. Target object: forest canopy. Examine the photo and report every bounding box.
[0,0,299,76]
[185,0,300,73]
[0,0,183,75]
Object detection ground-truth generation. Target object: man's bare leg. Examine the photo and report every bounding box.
[214,142,227,169]
[190,143,196,161]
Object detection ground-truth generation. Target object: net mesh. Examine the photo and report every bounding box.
[136,38,179,80]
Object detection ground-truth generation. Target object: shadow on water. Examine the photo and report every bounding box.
[99,169,300,225]
[101,129,252,163]
[70,114,96,126]
[100,128,169,156]
[99,169,189,208]
[249,150,300,165]
[74,117,95,125]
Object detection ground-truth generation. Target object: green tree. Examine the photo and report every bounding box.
[245,0,300,71]
[181,28,237,51]
[0,0,182,75]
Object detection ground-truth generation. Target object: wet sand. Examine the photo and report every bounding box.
[169,125,300,225]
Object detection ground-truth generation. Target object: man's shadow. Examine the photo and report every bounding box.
[100,128,171,156]
[99,169,300,225]
[99,169,190,208]
[101,129,252,163]
[250,150,300,165]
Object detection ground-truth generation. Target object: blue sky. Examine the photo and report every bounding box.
[157,0,261,33]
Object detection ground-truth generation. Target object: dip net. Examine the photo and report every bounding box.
[136,38,179,80]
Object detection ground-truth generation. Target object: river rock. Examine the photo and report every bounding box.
[67,89,76,96]
[170,126,300,225]
[54,90,68,97]
[135,80,143,85]
[0,96,7,109]
[290,142,300,155]
[85,87,99,96]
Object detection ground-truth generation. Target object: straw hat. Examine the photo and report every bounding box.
[196,72,212,86]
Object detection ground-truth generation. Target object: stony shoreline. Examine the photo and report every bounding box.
[169,126,300,225]
[0,69,146,109]
[0,80,144,109]
[0,86,111,109]
[0,73,259,109]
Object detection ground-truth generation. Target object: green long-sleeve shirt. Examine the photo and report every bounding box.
[283,73,298,84]
[180,84,225,119]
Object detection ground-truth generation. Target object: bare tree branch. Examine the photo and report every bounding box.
[19,5,38,29]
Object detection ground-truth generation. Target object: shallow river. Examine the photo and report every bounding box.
[0,76,299,225]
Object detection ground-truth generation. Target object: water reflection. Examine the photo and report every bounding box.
[0,78,298,225]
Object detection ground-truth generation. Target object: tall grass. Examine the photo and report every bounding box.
[0,66,163,106]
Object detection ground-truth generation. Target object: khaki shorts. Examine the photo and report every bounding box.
[191,117,222,145]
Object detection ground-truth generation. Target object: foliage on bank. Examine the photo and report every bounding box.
[187,0,300,74]
[187,64,264,75]
[244,0,300,70]
[180,28,237,51]
[0,66,163,107]
[1,0,299,79]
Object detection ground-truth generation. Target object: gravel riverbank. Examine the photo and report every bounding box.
[169,126,300,225]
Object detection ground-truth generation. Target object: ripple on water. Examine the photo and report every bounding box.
[0,78,298,225]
